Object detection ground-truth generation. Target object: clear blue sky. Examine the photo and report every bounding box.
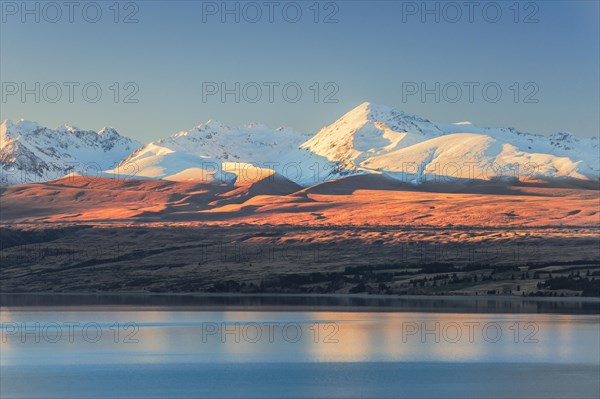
[1,1,598,141]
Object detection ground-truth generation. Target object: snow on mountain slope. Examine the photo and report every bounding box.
[303,102,599,183]
[301,102,443,167]
[2,103,598,187]
[116,121,338,186]
[0,119,141,185]
[363,133,588,182]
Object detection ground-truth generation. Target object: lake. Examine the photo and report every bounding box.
[1,295,599,398]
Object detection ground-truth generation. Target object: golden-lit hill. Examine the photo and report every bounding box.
[1,175,598,228]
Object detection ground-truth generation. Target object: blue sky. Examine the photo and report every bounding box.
[1,1,598,141]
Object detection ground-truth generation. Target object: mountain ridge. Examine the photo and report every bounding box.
[0,119,142,185]
[2,102,598,186]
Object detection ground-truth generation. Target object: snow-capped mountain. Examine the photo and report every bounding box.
[114,120,338,186]
[2,103,598,187]
[0,119,142,185]
[303,102,599,183]
[301,103,444,170]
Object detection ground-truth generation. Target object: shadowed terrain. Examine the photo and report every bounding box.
[1,175,598,226]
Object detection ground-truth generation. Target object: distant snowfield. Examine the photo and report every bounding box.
[1,102,598,186]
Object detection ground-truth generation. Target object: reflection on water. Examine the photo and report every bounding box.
[3,293,600,314]
[1,309,599,398]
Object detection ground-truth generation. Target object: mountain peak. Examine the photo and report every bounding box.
[98,127,120,138]
[354,101,394,111]
[203,119,229,130]
[1,119,43,142]
[245,122,269,130]
[0,120,141,185]
[56,123,81,133]
[2,119,41,133]
[178,120,228,135]
[341,102,435,129]
[346,102,397,119]
[301,102,444,167]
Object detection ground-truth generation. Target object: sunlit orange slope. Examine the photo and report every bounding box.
[1,175,598,228]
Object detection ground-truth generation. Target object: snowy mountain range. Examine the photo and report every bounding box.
[0,120,141,185]
[112,120,328,186]
[303,103,599,184]
[2,102,599,186]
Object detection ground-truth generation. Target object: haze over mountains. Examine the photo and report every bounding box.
[1,102,598,186]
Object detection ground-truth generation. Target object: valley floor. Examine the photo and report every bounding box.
[1,223,598,296]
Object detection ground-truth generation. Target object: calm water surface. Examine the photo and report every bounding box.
[1,307,599,398]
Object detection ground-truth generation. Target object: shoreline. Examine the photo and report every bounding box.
[2,292,599,314]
